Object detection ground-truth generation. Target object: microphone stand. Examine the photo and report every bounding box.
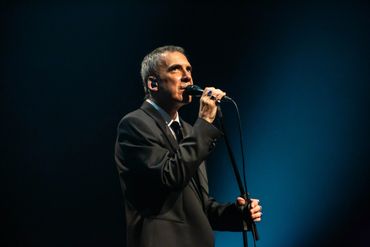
[217,104,259,247]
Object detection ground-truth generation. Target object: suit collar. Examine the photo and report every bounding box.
[140,101,179,151]
[145,99,181,127]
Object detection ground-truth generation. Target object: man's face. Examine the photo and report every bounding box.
[156,51,193,105]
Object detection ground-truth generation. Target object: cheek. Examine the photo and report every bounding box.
[170,83,181,94]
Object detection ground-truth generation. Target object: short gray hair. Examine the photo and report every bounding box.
[140,45,185,98]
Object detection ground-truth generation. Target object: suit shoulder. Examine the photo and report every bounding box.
[117,108,155,131]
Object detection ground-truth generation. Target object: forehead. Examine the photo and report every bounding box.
[159,51,190,67]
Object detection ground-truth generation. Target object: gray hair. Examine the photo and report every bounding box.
[140,45,185,98]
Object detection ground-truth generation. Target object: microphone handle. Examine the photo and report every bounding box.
[189,91,233,102]
[185,85,233,102]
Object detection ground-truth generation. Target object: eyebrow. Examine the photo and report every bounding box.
[167,64,192,72]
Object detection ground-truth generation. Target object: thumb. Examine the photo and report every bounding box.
[236,197,246,206]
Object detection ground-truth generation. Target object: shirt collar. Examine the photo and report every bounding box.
[146,99,181,127]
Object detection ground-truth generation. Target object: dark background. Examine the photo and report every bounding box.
[1,1,369,246]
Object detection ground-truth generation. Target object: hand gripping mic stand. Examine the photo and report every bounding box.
[217,102,259,247]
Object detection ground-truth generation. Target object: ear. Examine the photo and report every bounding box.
[147,76,159,92]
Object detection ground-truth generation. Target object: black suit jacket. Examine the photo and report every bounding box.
[115,101,245,247]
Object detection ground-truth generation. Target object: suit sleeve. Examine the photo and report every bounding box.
[205,198,248,231]
[115,114,222,190]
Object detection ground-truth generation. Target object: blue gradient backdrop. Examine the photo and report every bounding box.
[1,1,369,246]
[208,3,370,246]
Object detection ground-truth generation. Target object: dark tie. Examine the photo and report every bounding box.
[170,121,183,142]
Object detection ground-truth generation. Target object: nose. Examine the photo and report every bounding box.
[181,75,192,87]
[181,70,192,83]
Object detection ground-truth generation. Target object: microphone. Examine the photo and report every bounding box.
[184,85,233,102]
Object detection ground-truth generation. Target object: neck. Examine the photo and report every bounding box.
[150,97,180,120]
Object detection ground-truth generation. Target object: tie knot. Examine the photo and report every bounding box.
[170,121,183,142]
[170,121,181,130]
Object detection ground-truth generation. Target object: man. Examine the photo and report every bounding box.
[115,45,262,247]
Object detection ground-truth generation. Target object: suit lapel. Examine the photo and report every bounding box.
[181,119,208,210]
[141,104,207,210]
[140,101,179,152]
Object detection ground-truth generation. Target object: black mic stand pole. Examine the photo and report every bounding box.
[217,105,259,247]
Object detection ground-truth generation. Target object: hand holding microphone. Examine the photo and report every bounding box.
[185,85,228,124]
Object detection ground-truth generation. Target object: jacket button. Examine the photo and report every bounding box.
[209,140,216,151]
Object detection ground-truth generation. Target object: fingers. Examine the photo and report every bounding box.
[249,198,262,222]
[250,199,262,214]
[203,87,226,102]
[252,212,262,222]
[250,199,260,210]
[199,87,226,123]
[235,197,263,222]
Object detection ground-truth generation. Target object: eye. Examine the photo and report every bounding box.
[168,65,181,72]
